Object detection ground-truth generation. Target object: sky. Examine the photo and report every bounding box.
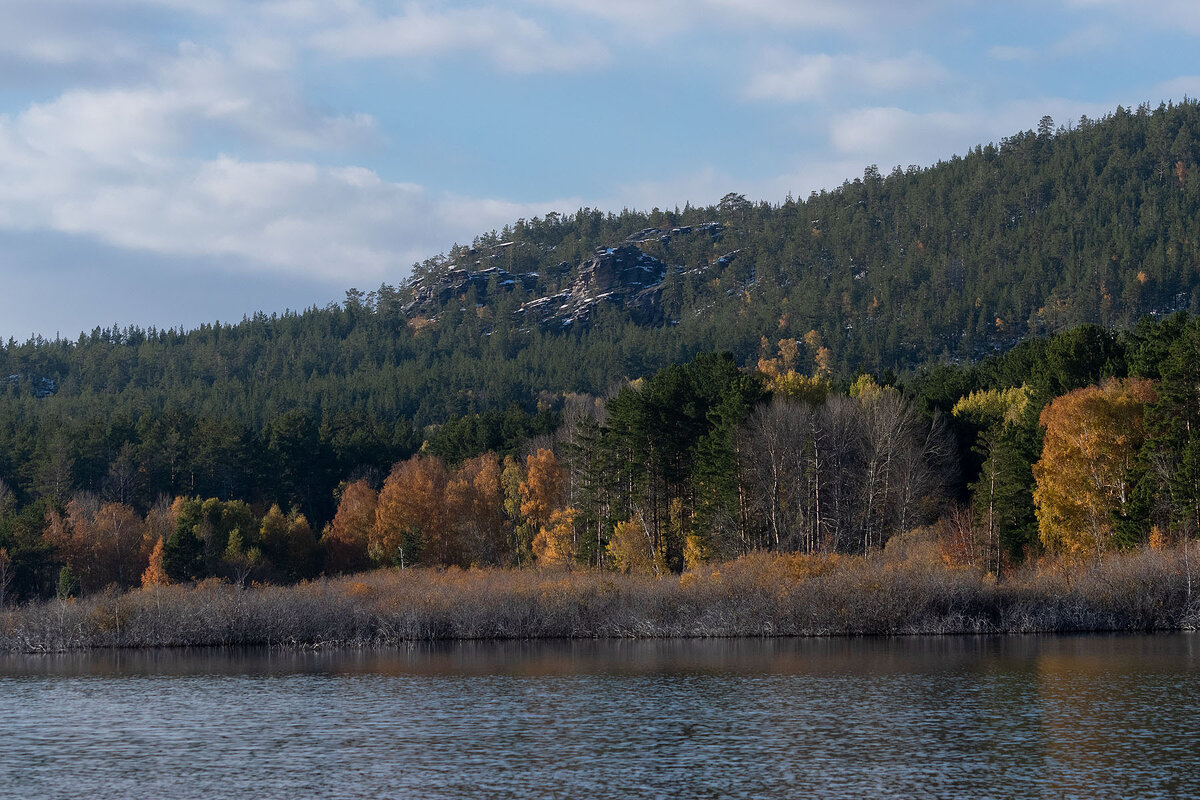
[2,0,1200,340]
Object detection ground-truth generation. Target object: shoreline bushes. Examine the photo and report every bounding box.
[3,543,1197,653]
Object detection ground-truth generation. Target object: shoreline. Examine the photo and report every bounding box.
[4,547,1198,653]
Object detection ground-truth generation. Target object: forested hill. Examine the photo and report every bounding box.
[1,100,1199,522]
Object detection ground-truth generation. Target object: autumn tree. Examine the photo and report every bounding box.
[371,455,449,567]
[532,508,577,567]
[44,494,149,593]
[143,497,176,550]
[321,479,378,574]
[520,449,574,565]
[223,528,263,586]
[804,329,832,376]
[519,449,567,531]
[141,538,168,588]
[445,453,507,565]
[1032,378,1157,557]
[500,455,531,564]
[606,515,664,575]
[92,501,152,589]
[767,371,831,405]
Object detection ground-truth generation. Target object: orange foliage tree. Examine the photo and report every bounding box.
[322,479,378,574]
[372,455,450,566]
[141,538,169,588]
[519,448,566,530]
[445,453,508,565]
[1032,378,1157,558]
[520,448,573,566]
[45,495,151,593]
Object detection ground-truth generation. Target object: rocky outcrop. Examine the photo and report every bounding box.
[401,265,538,316]
[519,245,667,327]
[401,222,723,328]
[622,221,722,246]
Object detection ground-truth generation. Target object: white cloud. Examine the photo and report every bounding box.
[0,39,581,283]
[1154,75,1200,101]
[745,51,947,103]
[0,0,247,74]
[2,44,374,172]
[1063,0,1200,35]
[828,99,1116,166]
[309,4,610,73]
[0,133,576,283]
[532,0,944,35]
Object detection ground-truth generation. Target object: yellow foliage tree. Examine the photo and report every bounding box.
[849,373,882,400]
[501,455,524,521]
[804,329,832,376]
[758,338,805,381]
[756,335,780,378]
[777,338,799,372]
[500,455,532,563]
[767,370,831,405]
[519,448,566,530]
[607,516,666,575]
[952,385,1032,427]
[1032,378,1157,558]
[259,504,289,565]
[532,507,577,567]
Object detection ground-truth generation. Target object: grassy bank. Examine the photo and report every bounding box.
[3,544,1199,652]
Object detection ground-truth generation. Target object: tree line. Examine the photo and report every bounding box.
[4,312,1200,604]
[2,99,1199,518]
[3,99,1200,600]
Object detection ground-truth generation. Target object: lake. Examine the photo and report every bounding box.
[1,635,1199,799]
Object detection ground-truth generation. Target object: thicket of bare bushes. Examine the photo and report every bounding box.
[3,539,1198,652]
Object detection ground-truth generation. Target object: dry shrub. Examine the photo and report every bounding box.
[883,527,944,567]
[3,545,1198,652]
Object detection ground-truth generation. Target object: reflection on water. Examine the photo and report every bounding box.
[1,636,1199,799]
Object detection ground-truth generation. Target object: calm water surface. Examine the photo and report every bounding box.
[2,635,1199,799]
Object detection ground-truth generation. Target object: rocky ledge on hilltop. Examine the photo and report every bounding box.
[518,244,668,327]
[401,262,540,318]
[401,222,727,328]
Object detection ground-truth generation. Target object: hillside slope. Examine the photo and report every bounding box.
[1,99,1199,519]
